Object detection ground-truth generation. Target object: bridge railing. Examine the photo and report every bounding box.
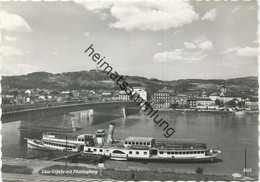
[1,100,134,114]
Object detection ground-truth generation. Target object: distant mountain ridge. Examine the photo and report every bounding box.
[2,70,258,96]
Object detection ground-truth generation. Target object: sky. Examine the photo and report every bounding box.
[1,1,258,80]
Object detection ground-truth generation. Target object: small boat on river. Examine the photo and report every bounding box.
[25,132,95,152]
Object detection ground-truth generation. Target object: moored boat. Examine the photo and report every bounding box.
[25,123,221,163]
[25,132,95,152]
[26,138,46,150]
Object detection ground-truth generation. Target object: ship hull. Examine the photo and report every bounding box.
[127,156,218,163]
[110,156,128,161]
[85,155,219,163]
[25,138,79,152]
[82,152,220,163]
[26,138,46,150]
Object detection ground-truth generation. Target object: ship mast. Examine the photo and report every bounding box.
[244,149,247,176]
[65,134,68,168]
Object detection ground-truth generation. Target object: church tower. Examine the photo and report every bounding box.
[220,82,227,96]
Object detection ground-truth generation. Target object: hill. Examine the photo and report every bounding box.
[1,70,258,96]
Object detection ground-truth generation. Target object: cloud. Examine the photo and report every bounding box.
[4,36,18,42]
[223,47,240,54]
[2,45,25,57]
[84,32,90,37]
[157,43,162,47]
[198,41,213,50]
[201,8,217,21]
[76,1,199,31]
[76,1,113,11]
[237,47,258,56]
[231,6,241,14]
[184,42,196,49]
[2,10,32,32]
[223,46,258,57]
[185,35,214,50]
[99,12,108,20]
[76,1,111,20]
[153,49,207,63]
[153,34,213,64]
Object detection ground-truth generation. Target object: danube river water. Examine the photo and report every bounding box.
[2,109,258,176]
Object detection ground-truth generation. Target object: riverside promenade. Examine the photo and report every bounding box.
[2,157,256,181]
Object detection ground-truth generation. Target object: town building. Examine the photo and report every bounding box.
[153,87,174,109]
[25,89,32,95]
[245,98,258,110]
[196,97,215,107]
[201,91,208,97]
[119,91,130,101]
[176,94,188,107]
[209,93,220,101]
[219,94,242,103]
[187,98,197,108]
[133,87,147,101]
[111,92,119,101]
[101,92,112,101]
[187,97,215,109]
[211,82,242,104]
[87,93,101,102]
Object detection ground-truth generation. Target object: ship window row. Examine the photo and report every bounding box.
[159,151,205,155]
[78,138,85,141]
[44,142,76,149]
[129,151,148,155]
[125,141,150,145]
[93,149,103,152]
[85,135,94,138]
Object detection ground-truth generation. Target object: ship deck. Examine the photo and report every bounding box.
[154,140,207,150]
[43,132,79,140]
[43,132,94,141]
[93,140,207,151]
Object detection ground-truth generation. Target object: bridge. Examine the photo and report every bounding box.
[1,101,139,123]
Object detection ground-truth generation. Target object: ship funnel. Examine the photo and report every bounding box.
[106,123,115,144]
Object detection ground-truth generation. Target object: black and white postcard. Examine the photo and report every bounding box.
[1,1,259,181]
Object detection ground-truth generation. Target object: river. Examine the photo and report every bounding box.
[2,109,258,176]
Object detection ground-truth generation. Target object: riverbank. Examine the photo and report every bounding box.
[157,108,258,114]
[2,157,257,181]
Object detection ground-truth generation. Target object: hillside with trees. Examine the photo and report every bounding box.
[2,70,258,96]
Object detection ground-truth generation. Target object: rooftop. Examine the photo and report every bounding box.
[246,98,258,102]
[133,87,146,90]
[125,137,154,142]
[156,87,174,94]
[96,129,105,133]
[119,91,127,94]
[195,97,212,101]
[210,93,220,96]
[154,140,207,150]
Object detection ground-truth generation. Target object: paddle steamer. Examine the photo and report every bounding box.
[25,123,221,162]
